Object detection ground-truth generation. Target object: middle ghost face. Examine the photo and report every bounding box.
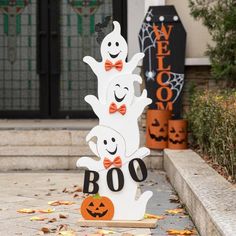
[107,78,135,107]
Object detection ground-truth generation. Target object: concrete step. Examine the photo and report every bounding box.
[0,119,163,171]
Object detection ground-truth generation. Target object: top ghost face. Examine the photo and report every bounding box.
[101,21,128,62]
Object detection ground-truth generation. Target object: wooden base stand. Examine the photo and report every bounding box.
[77,218,158,228]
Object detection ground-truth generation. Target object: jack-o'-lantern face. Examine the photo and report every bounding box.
[146,110,172,149]
[169,126,186,144]
[81,194,114,220]
[148,118,168,142]
[168,120,188,150]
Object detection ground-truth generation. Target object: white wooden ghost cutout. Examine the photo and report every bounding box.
[77,125,153,220]
[84,74,152,156]
[83,21,145,103]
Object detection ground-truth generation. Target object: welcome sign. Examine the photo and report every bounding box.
[139,6,186,118]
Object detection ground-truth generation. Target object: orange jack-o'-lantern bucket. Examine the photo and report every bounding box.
[146,109,172,149]
[168,120,188,149]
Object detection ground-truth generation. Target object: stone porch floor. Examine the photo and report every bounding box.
[0,170,198,236]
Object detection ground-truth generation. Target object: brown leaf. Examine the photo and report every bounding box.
[59,213,68,219]
[72,187,82,193]
[167,229,196,235]
[73,194,79,198]
[40,227,50,234]
[48,218,57,223]
[17,208,35,214]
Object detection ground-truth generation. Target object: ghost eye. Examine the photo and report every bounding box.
[104,140,107,145]
[99,203,105,207]
[115,42,119,46]
[111,137,115,142]
[108,42,111,46]
[89,202,94,206]
[115,84,120,87]
[124,87,129,91]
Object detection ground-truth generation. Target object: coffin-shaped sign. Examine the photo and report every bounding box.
[139,6,186,119]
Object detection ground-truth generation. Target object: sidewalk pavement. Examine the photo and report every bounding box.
[0,170,197,236]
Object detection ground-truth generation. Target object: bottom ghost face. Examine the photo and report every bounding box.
[81,195,114,220]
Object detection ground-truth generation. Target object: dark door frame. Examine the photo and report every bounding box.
[0,0,127,119]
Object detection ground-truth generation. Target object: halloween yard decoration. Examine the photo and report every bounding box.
[77,21,156,226]
[147,109,171,149]
[139,6,186,119]
[168,120,188,149]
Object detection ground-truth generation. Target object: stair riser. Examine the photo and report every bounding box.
[0,156,163,171]
[0,130,89,146]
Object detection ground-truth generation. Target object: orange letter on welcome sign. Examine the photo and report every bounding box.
[153,24,173,41]
[157,41,170,56]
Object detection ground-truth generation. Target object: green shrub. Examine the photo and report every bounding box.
[187,89,236,179]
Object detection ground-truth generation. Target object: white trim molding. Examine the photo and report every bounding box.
[185,58,211,66]
[145,0,165,13]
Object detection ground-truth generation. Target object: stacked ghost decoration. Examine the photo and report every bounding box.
[77,21,153,221]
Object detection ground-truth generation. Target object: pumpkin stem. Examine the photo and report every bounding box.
[93,193,101,199]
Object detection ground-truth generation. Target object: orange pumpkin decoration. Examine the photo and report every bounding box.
[146,109,172,149]
[81,194,114,220]
[168,120,188,149]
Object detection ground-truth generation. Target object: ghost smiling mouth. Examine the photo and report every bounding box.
[114,91,126,103]
[106,145,117,155]
[109,51,120,59]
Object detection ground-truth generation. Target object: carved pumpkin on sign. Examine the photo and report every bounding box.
[81,194,114,220]
[146,110,172,149]
[168,120,188,149]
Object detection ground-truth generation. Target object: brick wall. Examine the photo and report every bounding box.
[141,65,221,129]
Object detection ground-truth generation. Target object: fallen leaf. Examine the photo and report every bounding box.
[40,227,50,234]
[30,216,48,221]
[57,224,69,231]
[59,213,68,219]
[167,229,196,235]
[72,187,82,193]
[144,213,165,220]
[73,194,79,198]
[48,218,57,223]
[17,209,35,214]
[48,200,75,206]
[38,208,55,213]
[165,208,184,214]
[97,229,116,234]
[58,230,76,236]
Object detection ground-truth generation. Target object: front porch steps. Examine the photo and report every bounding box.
[0,120,163,171]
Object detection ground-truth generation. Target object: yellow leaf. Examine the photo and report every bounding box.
[17,208,35,214]
[97,229,116,234]
[144,213,165,220]
[48,200,75,206]
[167,229,196,235]
[37,208,55,213]
[58,231,76,236]
[30,216,48,221]
[165,208,184,214]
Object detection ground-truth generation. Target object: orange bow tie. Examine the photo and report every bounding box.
[105,60,123,71]
[103,156,122,169]
[109,102,126,115]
